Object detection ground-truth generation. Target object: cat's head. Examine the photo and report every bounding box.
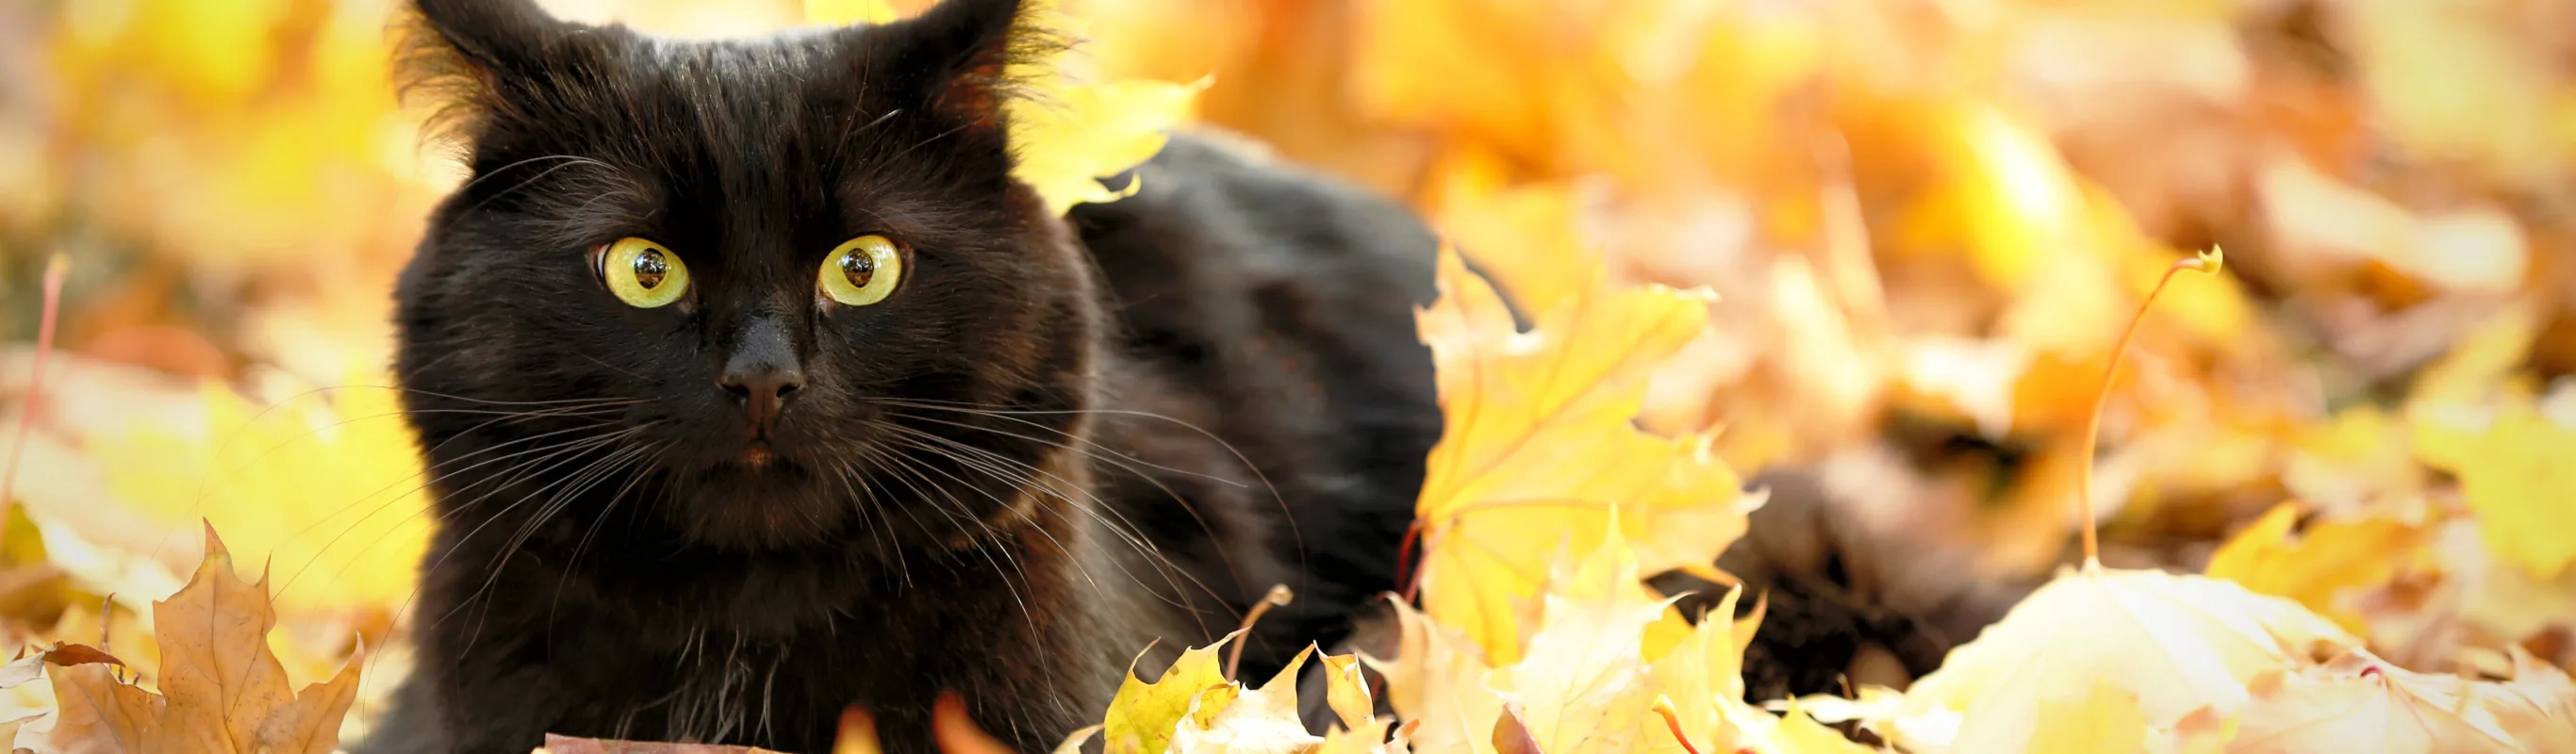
[391,0,1100,550]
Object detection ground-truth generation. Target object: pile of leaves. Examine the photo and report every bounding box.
[3,0,2575,751]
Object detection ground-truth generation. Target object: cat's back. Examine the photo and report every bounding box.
[1066,131,1444,663]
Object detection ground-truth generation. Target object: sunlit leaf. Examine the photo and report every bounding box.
[1412,245,1751,664]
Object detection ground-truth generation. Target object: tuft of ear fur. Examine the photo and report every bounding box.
[395,0,583,150]
[886,0,1068,135]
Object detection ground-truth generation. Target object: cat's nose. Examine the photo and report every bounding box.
[719,317,805,434]
[720,363,804,433]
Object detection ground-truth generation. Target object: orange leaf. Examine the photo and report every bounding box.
[41,523,362,754]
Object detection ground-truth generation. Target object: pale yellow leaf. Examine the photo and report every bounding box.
[1413,245,1749,664]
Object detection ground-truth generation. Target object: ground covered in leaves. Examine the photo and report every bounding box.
[3,0,2576,751]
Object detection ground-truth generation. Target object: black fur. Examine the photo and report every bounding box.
[364,1,1441,751]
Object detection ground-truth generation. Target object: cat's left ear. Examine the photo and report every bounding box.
[883,0,1052,134]
[400,0,594,144]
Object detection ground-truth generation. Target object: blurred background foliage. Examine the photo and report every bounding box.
[0,0,2572,739]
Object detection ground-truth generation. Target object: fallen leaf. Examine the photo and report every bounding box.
[1317,716,1405,754]
[2231,647,2517,753]
[1103,634,1242,754]
[42,524,362,754]
[1487,531,1680,754]
[1166,647,1324,754]
[2481,648,2576,750]
[1644,586,1764,754]
[2412,385,2576,580]
[1364,599,1503,754]
[1319,653,1375,731]
[933,692,1020,754]
[2025,680,2147,754]
[1490,704,1544,754]
[2205,501,2425,633]
[1412,244,1751,664]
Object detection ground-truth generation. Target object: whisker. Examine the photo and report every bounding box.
[871,405,1254,615]
[873,423,1228,617]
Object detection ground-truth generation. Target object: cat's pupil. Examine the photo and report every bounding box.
[840,251,876,288]
[633,250,669,289]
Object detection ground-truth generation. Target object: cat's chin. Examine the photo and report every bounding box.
[669,460,853,549]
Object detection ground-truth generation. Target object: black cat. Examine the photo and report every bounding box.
[364,0,1443,750]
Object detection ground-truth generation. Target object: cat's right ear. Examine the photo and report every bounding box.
[400,0,583,143]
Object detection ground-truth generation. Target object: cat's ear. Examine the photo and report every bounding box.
[885,0,1056,133]
[400,0,586,142]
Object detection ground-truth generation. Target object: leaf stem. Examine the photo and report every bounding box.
[0,254,69,529]
[1652,696,1705,754]
[1223,584,1293,679]
[2078,248,2221,570]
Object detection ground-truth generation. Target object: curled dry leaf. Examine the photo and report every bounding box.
[1412,244,1751,664]
[43,524,361,754]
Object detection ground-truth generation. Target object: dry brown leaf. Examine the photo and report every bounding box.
[42,524,361,754]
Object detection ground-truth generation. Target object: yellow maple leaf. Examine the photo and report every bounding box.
[2205,501,2425,633]
[1489,530,1689,754]
[1427,161,1602,317]
[2412,385,2576,580]
[1004,1,1204,217]
[1412,244,1752,664]
[1885,566,2349,753]
[794,0,1203,217]
[1364,599,1503,754]
[1102,634,1242,754]
[1643,585,1765,754]
[42,525,362,754]
[90,376,431,616]
[1166,647,1323,754]
[1010,74,1208,217]
[1317,653,1377,732]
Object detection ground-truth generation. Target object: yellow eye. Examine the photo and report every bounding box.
[600,237,690,308]
[819,235,904,306]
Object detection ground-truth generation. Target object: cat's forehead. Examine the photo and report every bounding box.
[617,32,874,120]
